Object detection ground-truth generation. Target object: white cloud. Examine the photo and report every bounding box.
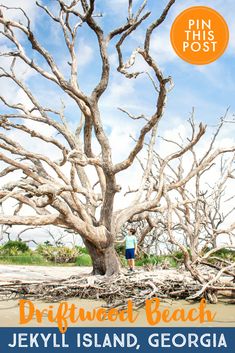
[102,73,135,109]
[77,40,94,67]
[151,29,177,65]
[0,0,38,29]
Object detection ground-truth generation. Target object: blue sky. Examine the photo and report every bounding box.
[0,0,234,169]
[42,1,235,138]
[1,0,234,141]
[0,0,234,195]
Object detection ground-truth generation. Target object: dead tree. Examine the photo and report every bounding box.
[162,117,234,264]
[0,0,177,275]
[124,113,234,260]
[151,117,235,293]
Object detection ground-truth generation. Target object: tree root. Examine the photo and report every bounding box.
[0,268,234,308]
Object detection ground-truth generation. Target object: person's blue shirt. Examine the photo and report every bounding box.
[125,234,137,249]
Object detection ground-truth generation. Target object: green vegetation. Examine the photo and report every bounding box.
[209,248,235,263]
[0,241,91,266]
[37,244,79,263]
[76,254,92,266]
[0,240,30,255]
[76,246,89,254]
[0,240,234,268]
[135,254,179,268]
[0,254,45,265]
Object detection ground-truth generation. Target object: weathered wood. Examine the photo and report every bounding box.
[0,268,233,307]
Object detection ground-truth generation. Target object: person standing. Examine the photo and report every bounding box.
[124,228,138,272]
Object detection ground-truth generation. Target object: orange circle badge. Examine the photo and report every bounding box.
[170,6,229,65]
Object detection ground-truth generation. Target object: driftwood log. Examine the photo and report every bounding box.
[0,266,234,308]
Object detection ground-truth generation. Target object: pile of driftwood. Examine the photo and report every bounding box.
[0,266,234,307]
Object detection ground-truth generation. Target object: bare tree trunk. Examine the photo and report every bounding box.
[84,239,120,276]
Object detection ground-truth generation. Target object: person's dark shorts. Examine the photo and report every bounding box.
[125,248,135,259]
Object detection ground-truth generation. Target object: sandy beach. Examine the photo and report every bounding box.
[0,264,91,283]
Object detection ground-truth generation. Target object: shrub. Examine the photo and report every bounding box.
[213,248,235,261]
[163,256,178,268]
[172,250,184,260]
[76,254,92,266]
[135,254,179,268]
[37,245,79,263]
[135,255,159,266]
[76,246,89,255]
[115,244,125,256]
[0,240,30,255]
[206,248,235,263]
